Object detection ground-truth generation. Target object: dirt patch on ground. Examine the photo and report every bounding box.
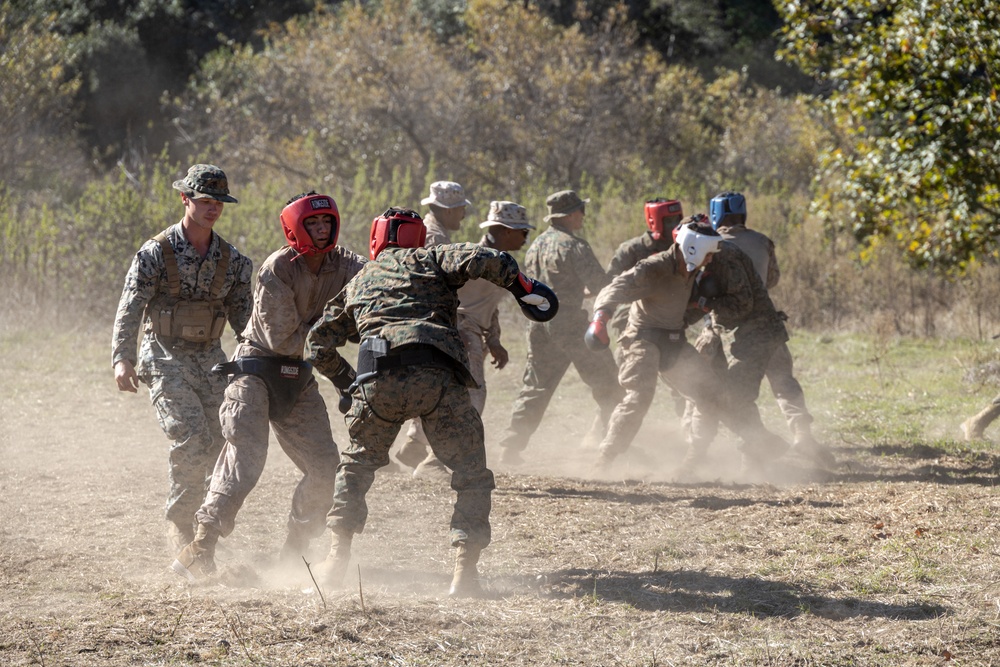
[3,326,1000,665]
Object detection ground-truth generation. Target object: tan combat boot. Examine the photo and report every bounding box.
[791,429,837,469]
[449,543,484,598]
[675,441,710,478]
[171,524,220,582]
[412,455,451,482]
[278,528,310,566]
[962,404,1000,441]
[314,531,352,589]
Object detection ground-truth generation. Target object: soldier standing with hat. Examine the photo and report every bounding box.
[409,201,536,479]
[112,164,254,554]
[497,190,624,465]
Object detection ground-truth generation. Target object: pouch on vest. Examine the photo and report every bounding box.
[150,300,227,343]
[213,357,313,420]
[145,230,232,343]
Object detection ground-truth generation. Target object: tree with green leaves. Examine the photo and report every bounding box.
[777,0,1000,271]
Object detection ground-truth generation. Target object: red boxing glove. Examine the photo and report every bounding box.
[584,310,611,351]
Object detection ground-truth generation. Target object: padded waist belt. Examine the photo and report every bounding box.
[213,357,313,420]
[357,342,457,377]
[635,328,685,371]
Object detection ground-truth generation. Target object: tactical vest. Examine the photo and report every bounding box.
[145,231,231,343]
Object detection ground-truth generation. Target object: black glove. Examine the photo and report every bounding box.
[330,361,356,414]
[696,271,723,300]
[330,360,356,391]
[337,390,352,414]
[506,272,559,323]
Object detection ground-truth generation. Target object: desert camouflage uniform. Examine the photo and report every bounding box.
[306,243,519,548]
[422,210,452,248]
[595,248,747,460]
[687,241,790,462]
[111,223,253,526]
[194,245,366,540]
[498,223,624,454]
[455,272,506,414]
[714,224,814,441]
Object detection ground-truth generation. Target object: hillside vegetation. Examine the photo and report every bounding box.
[1,0,999,336]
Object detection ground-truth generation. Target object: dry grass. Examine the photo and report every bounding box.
[3,320,1000,666]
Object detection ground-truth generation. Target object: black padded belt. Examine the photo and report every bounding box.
[213,356,313,420]
[355,338,474,387]
[635,328,685,371]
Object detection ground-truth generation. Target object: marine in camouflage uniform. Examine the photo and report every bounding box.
[306,208,557,595]
[498,190,624,464]
[685,239,791,473]
[396,181,471,473]
[170,192,368,581]
[606,229,673,340]
[592,239,714,464]
[700,191,834,467]
[111,164,253,552]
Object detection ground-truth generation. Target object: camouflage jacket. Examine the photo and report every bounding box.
[606,231,673,277]
[594,245,696,333]
[238,245,366,359]
[111,222,253,377]
[306,243,519,386]
[703,241,787,339]
[524,223,609,333]
[606,231,673,332]
[717,224,779,290]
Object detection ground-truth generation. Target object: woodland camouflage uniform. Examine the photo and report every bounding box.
[498,222,623,456]
[686,241,790,466]
[715,223,818,448]
[396,207,456,470]
[194,245,366,543]
[111,222,253,531]
[306,243,519,551]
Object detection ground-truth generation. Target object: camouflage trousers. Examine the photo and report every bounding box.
[684,326,790,460]
[195,374,340,540]
[599,333,724,458]
[147,367,227,527]
[500,318,624,453]
[694,327,813,436]
[329,365,495,548]
[396,321,487,467]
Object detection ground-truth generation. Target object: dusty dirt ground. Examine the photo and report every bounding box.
[3,324,1000,666]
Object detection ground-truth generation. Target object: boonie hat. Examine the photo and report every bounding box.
[172,164,238,203]
[479,201,535,230]
[420,181,471,208]
[544,190,589,221]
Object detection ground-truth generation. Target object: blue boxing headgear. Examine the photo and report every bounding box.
[709,192,747,229]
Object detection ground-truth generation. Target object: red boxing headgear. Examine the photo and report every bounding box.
[280,193,340,258]
[369,208,426,259]
[645,199,683,240]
